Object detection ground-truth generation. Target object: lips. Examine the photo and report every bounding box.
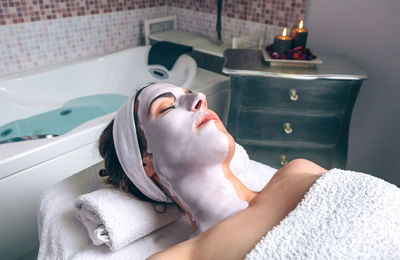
[195,111,220,128]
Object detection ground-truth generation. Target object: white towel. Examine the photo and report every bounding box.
[75,188,183,251]
[246,169,400,259]
[70,216,193,260]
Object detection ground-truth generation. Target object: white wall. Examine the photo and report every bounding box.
[305,0,400,186]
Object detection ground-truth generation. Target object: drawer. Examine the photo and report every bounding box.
[237,111,342,145]
[242,144,334,169]
[239,77,351,113]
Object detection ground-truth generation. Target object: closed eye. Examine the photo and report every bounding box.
[160,105,175,114]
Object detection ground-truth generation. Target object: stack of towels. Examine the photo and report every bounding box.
[75,188,183,251]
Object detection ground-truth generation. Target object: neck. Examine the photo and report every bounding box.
[160,163,254,235]
[222,160,258,203]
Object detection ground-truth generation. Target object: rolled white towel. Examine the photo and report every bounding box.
[75,188,183,251]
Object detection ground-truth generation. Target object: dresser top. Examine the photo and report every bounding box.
[223,49,368,80]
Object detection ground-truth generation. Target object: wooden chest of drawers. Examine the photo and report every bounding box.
[223,49,367,169]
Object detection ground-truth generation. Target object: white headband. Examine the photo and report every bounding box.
[112,89,172,203]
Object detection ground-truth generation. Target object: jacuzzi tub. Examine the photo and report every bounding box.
[0,45,198,179]
[0,46,230,259]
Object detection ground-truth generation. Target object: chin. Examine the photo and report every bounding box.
[222,128,235,164]
[195,122,232,164]
[213,120,235,148]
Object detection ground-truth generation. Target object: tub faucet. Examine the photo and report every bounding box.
[215,0,223,46]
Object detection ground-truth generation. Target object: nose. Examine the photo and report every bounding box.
[194,99,204,111]
[184,92,207,111]
[192,93,207,112]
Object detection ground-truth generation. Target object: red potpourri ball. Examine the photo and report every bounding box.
[266,44,317,60]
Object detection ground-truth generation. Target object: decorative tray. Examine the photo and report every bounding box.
[261,48,323,67]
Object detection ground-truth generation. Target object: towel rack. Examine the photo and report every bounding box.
[144,16,177,45]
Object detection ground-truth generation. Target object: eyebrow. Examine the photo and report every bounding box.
[148,92,176,114]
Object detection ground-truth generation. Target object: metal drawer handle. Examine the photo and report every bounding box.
[290,89,298,101]
[281,154,288,166]
[284,122,293,134]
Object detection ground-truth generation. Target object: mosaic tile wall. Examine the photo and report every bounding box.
[0,0,166,25]
[0,0,306,27]
[0,1,306,75]
[168,0,307,29]
[168,7,283,46]
[0,7,168,74]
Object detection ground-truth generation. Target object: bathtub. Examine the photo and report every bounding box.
[0,46,230,259]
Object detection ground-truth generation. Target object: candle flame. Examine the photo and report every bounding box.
[282,27,287,37]
[299,20,304,29]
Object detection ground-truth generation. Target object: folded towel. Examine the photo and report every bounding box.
[246,169,400,259]
[75,188,183,251]
[71,216,193,260]
[148,41,193,70]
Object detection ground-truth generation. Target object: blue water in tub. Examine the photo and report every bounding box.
[0,94,128,144]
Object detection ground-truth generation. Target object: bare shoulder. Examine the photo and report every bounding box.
[276,158,326,177]
[256,159,325,203]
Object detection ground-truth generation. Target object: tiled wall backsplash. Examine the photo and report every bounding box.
[0,1,306,75]
[168,7,284,47]
[167,0,306,28]
[0,0,166,25]
[0,7,168,74]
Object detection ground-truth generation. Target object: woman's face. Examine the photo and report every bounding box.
[136,83,233,176]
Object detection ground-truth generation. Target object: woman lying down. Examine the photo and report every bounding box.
[99,83,400,259]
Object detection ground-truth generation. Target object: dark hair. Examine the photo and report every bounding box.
[98,86,157,203]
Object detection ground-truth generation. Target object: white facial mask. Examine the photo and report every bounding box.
[137,83,248,234]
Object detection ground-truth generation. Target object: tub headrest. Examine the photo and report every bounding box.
[148,41,193,71]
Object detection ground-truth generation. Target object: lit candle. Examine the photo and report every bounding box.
[272,27,292,54]
[290,20,308,48]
